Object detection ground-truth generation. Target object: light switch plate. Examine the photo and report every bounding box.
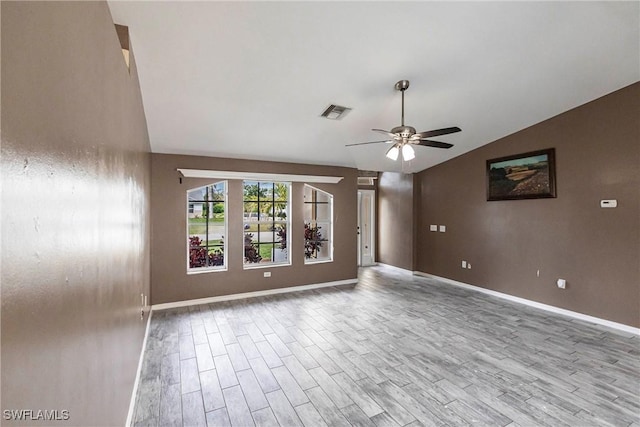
[439,225,446,232]
[430,225,437,232]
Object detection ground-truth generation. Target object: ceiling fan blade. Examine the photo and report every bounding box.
[416,140,454,149]
[412,127,461,139]
[345,140,391,147]
[372,129,399,138]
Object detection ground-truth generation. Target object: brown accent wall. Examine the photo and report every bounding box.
[151,154,358,305]
[415,83,640,328]
[377,172,417,271]
[1,2,151,425]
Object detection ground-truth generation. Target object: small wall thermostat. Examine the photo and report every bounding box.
[600,200,617,208]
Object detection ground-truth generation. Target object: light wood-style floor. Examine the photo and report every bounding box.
[133,265,640,426]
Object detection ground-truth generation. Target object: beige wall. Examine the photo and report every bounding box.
[415,83,640,328]
[377,172,416,271]
[1,2,151,425]
[151,154,358,305]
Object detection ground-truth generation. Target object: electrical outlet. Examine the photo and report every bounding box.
[439,225,446,232]
[264,272,271,278]
[430,225,437,232]
[557,278,566,289]
[467,263,471,269]
[462,260,467,268]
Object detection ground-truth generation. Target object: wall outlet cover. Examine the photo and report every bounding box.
[600,199,617,208]
[430,225,437,232]
[439,225,446,232]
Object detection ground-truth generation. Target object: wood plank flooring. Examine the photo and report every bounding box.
[133,266,640,426]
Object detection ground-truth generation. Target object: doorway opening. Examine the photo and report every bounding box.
[357,190,375,266]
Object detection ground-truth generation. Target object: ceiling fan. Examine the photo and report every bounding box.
[346,80,461,161]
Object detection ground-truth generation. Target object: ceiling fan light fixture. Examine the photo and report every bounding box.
[386,144,400,161]
[401,144,415,161]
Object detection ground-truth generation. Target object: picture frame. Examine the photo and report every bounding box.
[486,148,556,201]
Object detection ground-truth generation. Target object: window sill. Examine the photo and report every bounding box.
[304,259,333,265]
[243,262,291,270]
[187,267,227,275]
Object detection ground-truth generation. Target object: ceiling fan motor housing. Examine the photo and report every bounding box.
[391,125,416,139]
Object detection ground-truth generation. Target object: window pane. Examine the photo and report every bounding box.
[260,182,272,198]
[259,223,275,243]
[212,202,225,216]
[304,185,333,263]
[259,244,273,262]
[209,183,225,201]
[244,181,260,201]
[257,202,272,221]
[303,203,313,221]
[243,180,291,267]
[272,244,288,263]
[244,202,259,217]
[273,202,288,221]
[304,222,325,259]
[315,202,331,221]
[187,182,226,271]
[189,202,205,218]
[274,183,289,201]
[315,191,330,203]
[189,187,206,201]
[244,232,262,264]
[207,223,224,242]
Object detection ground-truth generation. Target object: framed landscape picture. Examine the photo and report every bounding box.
[486,148,556,201]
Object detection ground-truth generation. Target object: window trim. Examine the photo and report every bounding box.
[178,169,343,184]
[186,180,228,274]
[242,181,292,270]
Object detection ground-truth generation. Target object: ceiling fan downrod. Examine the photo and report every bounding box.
[395,80,410,127]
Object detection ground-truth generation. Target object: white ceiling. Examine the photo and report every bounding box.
[108,1,639,173]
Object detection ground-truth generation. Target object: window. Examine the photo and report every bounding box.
[303,185,333,263]
[187,181,226,272]
[243,181,290,267]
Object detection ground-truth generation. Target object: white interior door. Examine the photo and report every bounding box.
[358,190,375,266]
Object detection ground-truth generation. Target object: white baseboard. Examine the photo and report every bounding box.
[376,263,413,274]
[126,310,152,427]
[152,278,359,311]
[413,271,639,335]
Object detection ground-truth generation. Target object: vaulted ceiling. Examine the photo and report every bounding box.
[108,2,639,173]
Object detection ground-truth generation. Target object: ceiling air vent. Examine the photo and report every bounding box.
[321,104,351,120]
[358,177,376,186]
